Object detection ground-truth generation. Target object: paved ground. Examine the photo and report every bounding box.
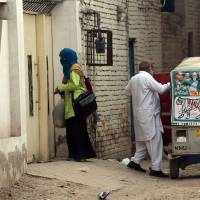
[1,158,200,200]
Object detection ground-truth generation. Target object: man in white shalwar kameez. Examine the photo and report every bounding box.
[125,61,170,177]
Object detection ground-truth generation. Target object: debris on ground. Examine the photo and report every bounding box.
[98,191,111,200]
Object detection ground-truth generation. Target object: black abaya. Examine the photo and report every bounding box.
[66,116,96,160]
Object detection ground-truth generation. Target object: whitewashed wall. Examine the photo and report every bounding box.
[0,1,27,187]
[51,0,82,157]
[0,20,10,138]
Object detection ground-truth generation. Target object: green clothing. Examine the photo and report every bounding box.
[58,71,85,119]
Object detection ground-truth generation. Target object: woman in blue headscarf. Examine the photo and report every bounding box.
[59,48,77,80]
[55,48,96,161]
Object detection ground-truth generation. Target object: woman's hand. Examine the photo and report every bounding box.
[54,87,60,94]
[62,77,68,84]
[54,88,65,99]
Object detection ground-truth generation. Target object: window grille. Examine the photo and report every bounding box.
[86,29,113,66]
[161,0,175,12]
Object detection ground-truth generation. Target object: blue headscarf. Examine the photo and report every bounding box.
[59,48,78,78]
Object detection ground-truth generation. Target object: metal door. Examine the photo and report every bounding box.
[24,14,40,162]
[45,16,55,158]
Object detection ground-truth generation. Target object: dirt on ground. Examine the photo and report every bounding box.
[0,174,98,200]
[0,159,200,200]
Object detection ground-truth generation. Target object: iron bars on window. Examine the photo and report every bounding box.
[86,29,113,66]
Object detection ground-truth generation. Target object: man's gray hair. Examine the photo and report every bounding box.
[139,61,151,71]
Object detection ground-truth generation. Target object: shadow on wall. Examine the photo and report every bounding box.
[0,144,27,187]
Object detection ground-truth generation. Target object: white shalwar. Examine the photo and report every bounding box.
[125,71,170,171]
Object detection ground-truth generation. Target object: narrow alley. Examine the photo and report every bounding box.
[1,159,200,200]
[1,0,200,199]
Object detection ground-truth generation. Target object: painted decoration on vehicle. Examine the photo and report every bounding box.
[195,129,200,136]
[171,70,200,126]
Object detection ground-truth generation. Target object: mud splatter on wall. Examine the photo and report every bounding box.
[0,144,27,187]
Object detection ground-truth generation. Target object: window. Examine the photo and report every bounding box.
[86,29,113,66]
[161,0,175,12]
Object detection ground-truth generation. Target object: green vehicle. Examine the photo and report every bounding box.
[170,57,200,178]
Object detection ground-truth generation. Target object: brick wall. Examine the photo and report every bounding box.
[128,0,162,72]
[80,0,131,159]
[185,0,200,56]
[162,0,200,72]
[161,12,186,71]
[80,0,164,159]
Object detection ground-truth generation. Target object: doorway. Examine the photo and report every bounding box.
[24,13,54,162]
[128,38,136,141]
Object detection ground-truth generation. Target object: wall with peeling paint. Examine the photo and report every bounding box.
[0,142,27,187]
[0,0,27,187]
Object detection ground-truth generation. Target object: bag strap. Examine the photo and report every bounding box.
[70,64,85,103]
[70,64,85,85]
[71,92,74,104]
[70,64,93,103]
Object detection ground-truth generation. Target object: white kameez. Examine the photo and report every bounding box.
[125,71,170,170]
